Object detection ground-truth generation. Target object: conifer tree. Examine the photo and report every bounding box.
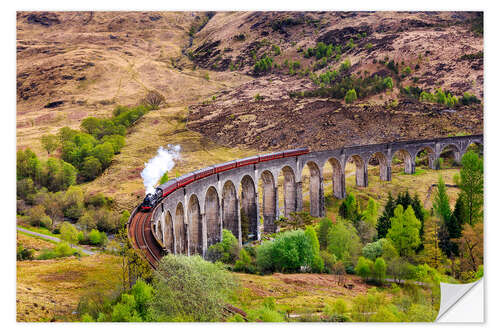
[421,217,444,269]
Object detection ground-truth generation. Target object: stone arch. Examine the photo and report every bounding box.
[438,143,461,166]
[174,202,187,254]
[205,186,221,247]
[466,140,483,157]
[370,151,391,181]
[222,180,240,241]
[163,210,174,254]
[260,170,277,233]
[279,166,297,218]
[302,161,323,217]
[326,157,345,199]
[392,149,414,174]
[240,175,258,242]
[347,154,368,187]
[188,194,202,255]
[416,146,437,169]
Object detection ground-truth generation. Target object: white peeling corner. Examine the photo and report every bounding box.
[436,278,484,322]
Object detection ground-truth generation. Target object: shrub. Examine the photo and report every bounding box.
[344,88,357,104]
[254,55,274,74]
[340,59,351,72]
[271,44,281,56]
[317,217,333,250]
[355,256,373,280]
[320,250,337,274]
[460,92,481,105]
[60,222,80,244]
[256,229,316,273]
[88,229,108,246]
[305,226,324,273]
[327,219,361,263]
[383,77,393,90]
[17,244,35,260]
[37,241,79,260]
[142,90,165,110]
[402,66,412,77]
[373,257,387,283]
[149,255,237,322]
[234,248,255,273]
[206,229,239,264]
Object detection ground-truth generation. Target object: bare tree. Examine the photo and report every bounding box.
[143,90,165,110]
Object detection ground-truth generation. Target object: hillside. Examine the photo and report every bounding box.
[16,11,483,207]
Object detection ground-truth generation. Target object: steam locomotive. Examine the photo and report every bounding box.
[139,147,309,212]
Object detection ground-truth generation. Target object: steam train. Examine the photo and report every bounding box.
[139,147,309,212]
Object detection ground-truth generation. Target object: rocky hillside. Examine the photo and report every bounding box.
[16,11,483,206]
[186,11,483,151]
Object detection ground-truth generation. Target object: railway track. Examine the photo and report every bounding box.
[127,207,248,321]
[127,209,163,268]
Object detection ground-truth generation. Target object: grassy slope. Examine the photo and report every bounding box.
[233,272,370,317]
[16,253,122,322]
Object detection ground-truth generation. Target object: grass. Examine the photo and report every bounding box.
[17,225,59,238]
[17,232,57,251]
[16,254,122,322]
[232,272,370,318]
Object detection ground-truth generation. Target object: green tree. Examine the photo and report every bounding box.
[377,192,395,238]
[234,248,255,273]
[60,221,80,245]
[339,193,360,222]
[456,151,483,225]
[206,229,240,264]
[387,205,421,258]
[93,142,115,168]
[317,217,333,250]
[17,148,41,182]
[327,219,362,263]
[81,156,102,181]
[373,257,387,283]
[63,185,85,220]
[305,226,324,273]
[355,256,373,281]
[421,217,444,269]
[344,88,357,104]
[41,134,60,155]
[362,197,379,227]
[149,255,237,322]
[111,293,143,322]
[130,279,153,320]
[433,176,451,224]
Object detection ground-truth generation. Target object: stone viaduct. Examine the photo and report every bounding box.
[148,134,482,257]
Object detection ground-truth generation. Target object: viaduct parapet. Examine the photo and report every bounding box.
[146,134,483,257]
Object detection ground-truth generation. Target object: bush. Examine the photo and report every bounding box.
[234,248,256,273]
[36,241,79,260]
[206,229,239,264]
[320,250,337,274]
[17,245,35,260]
[355,256,374,280]
[142,90,165,110]
[149,255,237,322]
[317,217,333,250]
[340,59,351,72]
[373,257,387,283]
[460,92,481,105]
[327,219,361,264]
[383,77,393,90]
[305,226,324,273]
[256,229,315,273]
[88,229,108,246]
[254,55,274,74]
[344,88,357,104]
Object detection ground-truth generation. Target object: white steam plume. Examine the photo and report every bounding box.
[141,145,181,194]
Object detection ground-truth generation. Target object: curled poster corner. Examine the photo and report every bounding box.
[436,278,484,322]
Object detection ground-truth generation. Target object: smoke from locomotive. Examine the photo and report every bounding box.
[141,145,181,194]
